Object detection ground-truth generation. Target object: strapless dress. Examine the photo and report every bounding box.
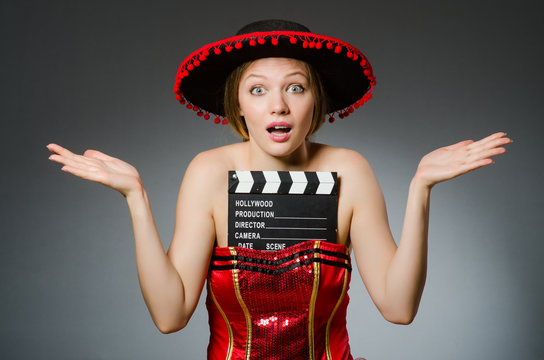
[206,240,353,360]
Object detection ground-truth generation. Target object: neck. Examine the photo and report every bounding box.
[246,141,312,171]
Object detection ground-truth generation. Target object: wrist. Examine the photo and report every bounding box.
[125,181,147,204]
[410,175,433,195]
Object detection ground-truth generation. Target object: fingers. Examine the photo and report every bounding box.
[477,146,507,160]
[47,146,102,182]
[48,154,89,170]
[60,164,107,184]
[468,132,511,150]
[48,150,91,168]
[47,144,106,169]
[465,158,494,172]
[47,143,84,165]
[83,149,115,161]
[447,132,511,153]
[447,139,474,150]
[47,143,75,158]
[458,143,507,174]
[61,164,89,179]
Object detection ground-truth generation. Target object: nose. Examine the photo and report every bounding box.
[269,90,289,115]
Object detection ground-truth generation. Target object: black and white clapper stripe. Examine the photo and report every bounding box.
[228,171,337,195]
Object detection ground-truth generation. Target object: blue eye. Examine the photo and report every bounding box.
[288,84,305,93]
[250,86,266,95]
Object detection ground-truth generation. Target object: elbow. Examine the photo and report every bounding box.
[381,307,418,325]
[384,313,415,325]
[155,316,190,334]
[157,324,183,334]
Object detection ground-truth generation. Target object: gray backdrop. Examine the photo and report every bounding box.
[2,0,543,359]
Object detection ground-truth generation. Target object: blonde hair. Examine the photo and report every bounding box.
[224,59,327,140]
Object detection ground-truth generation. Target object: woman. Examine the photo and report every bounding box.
[47,20,511,359]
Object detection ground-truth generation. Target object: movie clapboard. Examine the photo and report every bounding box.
[228,170,338,250]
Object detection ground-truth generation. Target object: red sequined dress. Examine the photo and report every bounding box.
[206,240,353,359]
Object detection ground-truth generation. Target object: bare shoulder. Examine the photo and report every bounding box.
[310,143,374,177]
[310,143,380,203]
[184,143,242,184]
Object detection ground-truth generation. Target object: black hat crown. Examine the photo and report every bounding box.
[236,19,311,35]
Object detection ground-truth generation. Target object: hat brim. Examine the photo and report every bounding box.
[174,31,376,122]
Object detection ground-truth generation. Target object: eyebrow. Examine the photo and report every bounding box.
[243,71,309,81]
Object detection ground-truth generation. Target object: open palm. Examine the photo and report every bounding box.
[416,132,511,188]
[47,143,142,197]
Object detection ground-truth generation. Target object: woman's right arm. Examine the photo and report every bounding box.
[47,144,215,333]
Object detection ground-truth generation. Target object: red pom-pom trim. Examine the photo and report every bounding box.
[175,31,377,126]
[222,119,228,125]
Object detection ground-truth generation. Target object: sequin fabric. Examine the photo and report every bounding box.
[206,240,353,360]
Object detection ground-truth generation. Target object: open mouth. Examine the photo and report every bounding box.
[267,125,291,135]
[266,122,292,136]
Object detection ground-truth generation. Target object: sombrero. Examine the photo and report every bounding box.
[173,19,376,124]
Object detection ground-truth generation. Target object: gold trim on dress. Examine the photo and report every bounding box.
[230,247,252,360]
[325,265,349,359]
[308,241,321,360]
[208,281,233,360]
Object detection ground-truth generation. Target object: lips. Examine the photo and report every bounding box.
[266,122,292,142]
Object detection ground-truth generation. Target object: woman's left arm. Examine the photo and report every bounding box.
[349,132,511,324]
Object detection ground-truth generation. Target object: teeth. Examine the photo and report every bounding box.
[267,125,291,134]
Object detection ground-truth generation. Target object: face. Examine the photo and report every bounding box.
[238,58,315,158]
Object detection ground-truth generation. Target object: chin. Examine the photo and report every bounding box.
[266,141,306,159]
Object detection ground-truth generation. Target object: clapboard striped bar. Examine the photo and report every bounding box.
[228,171,337,195]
